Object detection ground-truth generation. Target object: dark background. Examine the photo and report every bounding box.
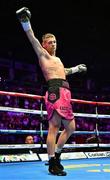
[0,0,110,90]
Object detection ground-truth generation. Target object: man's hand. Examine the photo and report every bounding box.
[16,7,32,31]
[77,64,87,73]
[70,64,87,74]
[16,7,31,22]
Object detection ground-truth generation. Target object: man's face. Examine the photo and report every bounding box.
[25,136,34,144]
[42,37,57,54]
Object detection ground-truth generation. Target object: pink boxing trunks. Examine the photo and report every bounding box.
[45,79,74,120]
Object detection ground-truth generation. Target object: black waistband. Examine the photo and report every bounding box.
[47,79,70,89]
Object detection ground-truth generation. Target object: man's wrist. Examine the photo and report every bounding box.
[21,21,31,31]
[71,66,79,74]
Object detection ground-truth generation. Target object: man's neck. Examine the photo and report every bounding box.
[48,50,56,56]
[50,52,56,56]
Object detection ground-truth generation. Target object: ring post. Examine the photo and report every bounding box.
[39,86,45,149]
[95,96,100,148]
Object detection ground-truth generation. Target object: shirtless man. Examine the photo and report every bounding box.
[16,7,87,176]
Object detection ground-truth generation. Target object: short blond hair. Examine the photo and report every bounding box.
[42,33,56,43]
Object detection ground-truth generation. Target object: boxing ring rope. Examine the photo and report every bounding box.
[0,91,43,100]
[0,129,110,135]
[0,106,110,118]
[0,90,110,150]
[0,90,110,106]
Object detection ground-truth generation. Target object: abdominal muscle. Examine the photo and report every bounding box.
[44,67,66,81]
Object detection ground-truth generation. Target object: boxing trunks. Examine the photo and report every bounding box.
[45,79,74,120]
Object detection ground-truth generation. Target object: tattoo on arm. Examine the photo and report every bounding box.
[65,68,73,76]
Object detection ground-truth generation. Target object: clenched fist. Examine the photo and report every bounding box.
[77,64,87,73]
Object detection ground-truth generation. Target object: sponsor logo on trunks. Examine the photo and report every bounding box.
[49,93,56,101]
[60,106,72,110]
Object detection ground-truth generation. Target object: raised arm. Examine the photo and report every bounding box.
[65,64,87,76]
[16,7,49,59]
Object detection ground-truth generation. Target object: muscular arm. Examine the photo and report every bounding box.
[16,7,49,59]
[65,64,87,76]
[65,68,73,76]
[25,29,48,58]
[65,66,80,76]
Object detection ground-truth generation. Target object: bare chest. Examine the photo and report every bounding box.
[39,57,65,80]
[47,57,64,70]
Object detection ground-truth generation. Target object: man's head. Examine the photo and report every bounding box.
[42,33,57,55]
[25,135,34,144]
